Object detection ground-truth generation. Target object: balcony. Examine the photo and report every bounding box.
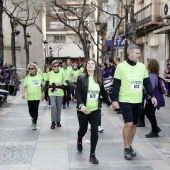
[118,2,164,37]
[135,2,163,27]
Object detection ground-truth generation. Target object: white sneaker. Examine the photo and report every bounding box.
[48,105,51,108]
[98,126,104,132]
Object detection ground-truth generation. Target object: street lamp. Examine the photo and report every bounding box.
[10,17,20,90]
[123,0,131,60]
[26,33,32,62]
[43,40,48,65]
[58,46,62,61]
[86,40,91,58]
[95,21,101,63]
[49,46,53,64]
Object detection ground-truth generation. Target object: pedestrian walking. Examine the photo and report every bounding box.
[137,58,151,127]
[71,63,81,102]
[76,59,112,164]
[33,62,42,76]
[112,44,157,160]
[145,58,165,138]
[44,60,74,129]
[60,62,72,108]
[22,63,44,130]
[43,65,51,108]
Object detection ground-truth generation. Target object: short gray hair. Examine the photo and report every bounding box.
[127,44,140,55]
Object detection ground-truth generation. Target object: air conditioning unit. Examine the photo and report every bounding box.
[164,0,170,16]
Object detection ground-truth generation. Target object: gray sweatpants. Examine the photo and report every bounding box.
[49,96,63,122]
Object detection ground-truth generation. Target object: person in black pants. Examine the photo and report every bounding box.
[144,59,165,138]
[22,63,44,130]
[75,59,112,164]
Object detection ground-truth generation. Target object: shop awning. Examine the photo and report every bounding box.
[153,25,170,34]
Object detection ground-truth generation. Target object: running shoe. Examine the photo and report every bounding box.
[77,141,83,152]
[146,132,159,138]
[32,124,37,130]
[129,146,136,157]
[124,148,132,160]
[57,122,61,127]
[89,154,99,164]
[51,122,55,129]
[98,126,104,133]
[31,118,34,127]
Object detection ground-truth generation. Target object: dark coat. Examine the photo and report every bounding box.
[75,74,111,109]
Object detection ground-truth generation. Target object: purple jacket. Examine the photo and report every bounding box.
[145,73,165,110]
[102,69,110,78]
[108,65,116,77]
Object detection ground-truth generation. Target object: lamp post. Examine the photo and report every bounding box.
[124,0,131,60]
[95,21,101,63]
[43,40,48,65]
[10,17,20,90]
[26,33,32,64]
[10,17,20,68]
[86,40,91,59]
[49,46,53,64]
[58,46,62,61]
[0,0,4,64]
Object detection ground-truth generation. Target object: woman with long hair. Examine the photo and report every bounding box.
[75,59,112,164]
[145,58,165,138]
[22,63,44,130]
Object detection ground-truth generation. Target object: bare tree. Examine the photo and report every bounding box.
[4,0,45,72]
[47,0,97,61]
[93,0,136,58]
[0,0,4,65]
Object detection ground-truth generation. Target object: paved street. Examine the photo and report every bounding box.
[0,91,170,170]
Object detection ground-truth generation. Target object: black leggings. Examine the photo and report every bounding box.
[27,100,40,124]
[145,99,158,132]
[77,109,101,155]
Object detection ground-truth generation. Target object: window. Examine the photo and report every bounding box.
[68,20,79,26]
[50,7,63,14]
[50,22,64,29]
[54,36,66,43]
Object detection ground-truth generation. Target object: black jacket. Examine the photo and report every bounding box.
[75,74,111,110]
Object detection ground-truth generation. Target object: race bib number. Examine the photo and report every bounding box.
[31,80,40,87]
[87,92,99,100]
[131,81,142,90]
[54,88,59,93]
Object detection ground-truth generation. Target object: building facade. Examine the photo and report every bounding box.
[3,1,46,77]
[46,0,96,65]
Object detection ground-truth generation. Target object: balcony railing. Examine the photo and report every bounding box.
[118,2,163,36]
[135,2,163,27]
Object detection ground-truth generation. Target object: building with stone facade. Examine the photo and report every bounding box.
[3,1,46,77]
[46,0,97,65]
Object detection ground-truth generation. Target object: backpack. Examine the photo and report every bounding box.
[158,76,167,94]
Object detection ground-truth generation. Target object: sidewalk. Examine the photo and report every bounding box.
[0,91,170,170]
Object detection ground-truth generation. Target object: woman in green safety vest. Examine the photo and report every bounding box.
[22,63,44,130]
[44,60,74,129]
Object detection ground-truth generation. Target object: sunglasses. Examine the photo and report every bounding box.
[53,65,59,68]
[28,68,34,70]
